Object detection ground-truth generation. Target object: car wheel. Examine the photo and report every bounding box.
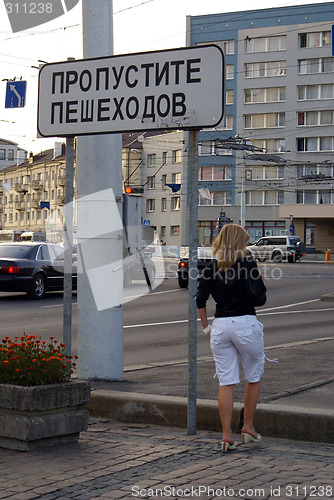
[27,274,46,299]
[272,251,283,263]
[178,275,188,288]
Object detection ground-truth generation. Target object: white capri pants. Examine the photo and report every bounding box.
[210,315,265,386]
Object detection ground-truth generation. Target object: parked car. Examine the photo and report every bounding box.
[0,242,77,299]
[247,236,305,263]
[177,247,215,288]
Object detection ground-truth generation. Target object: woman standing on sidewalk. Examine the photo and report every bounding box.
[196,224,267,452]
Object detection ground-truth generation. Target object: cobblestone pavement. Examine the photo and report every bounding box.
[0,418,333,500]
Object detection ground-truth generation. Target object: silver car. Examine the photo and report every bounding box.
[247,236,305,263]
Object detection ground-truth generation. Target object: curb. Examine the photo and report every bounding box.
[85,390,334,444]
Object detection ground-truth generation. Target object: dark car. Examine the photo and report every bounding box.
[177,247,215,288]
[0,242,77,299]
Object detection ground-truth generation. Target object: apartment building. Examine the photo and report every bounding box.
[187,1,334,251]
[0,139,27,170]
[0,143,68,240]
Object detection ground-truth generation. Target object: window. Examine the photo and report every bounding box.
[199,141,213,155]
[298,58,334,74]
[0,149,5,160]
[226,90,234,105]
[162,151,167,163]
[297,164,334,179]
[8,149,14,161]
[146,199,155,212]
[246,190,283,205]
[245,87,285,104]
[161,226,166,237]
[244,113,285,129]
[298,31,331,48]
[147,176,155,189]
[297,111,334,126]
[147,154,156,167]
[251,138,285,153]
[217,115,233,130]
[199,191,232,206]
[171,173,181,184]
[245,61,286,78]
[247,166,284,180]
[297,137,334,152]
[161,198,167,211]
[226,65,234,80]
[162,174,167,189]
[172,150,182,163]
[199,166,232,181]
[221,40,235,55]
[170,225,180,235]
[171,196,180,210]
[245,35,286,53]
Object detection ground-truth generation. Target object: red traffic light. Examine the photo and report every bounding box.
[124,186,144,194]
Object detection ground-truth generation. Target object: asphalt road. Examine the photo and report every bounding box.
[0,261,333,369]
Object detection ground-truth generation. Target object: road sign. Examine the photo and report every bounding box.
[143,220,150,227]
[5,81,27,108]
[37,45,224,137]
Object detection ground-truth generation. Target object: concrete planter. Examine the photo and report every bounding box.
[0,380,90,451]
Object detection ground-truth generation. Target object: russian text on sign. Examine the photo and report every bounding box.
[38,46,224,136]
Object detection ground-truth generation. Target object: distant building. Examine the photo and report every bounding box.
[0,138,27,170]
[187,1,334,251]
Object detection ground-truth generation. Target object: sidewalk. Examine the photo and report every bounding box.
[1,417,333,500]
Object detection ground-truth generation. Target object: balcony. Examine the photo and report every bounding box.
[15,183,29,193]
[31,200,40,209]
[57,175,66,187]
[15,202,25,211]
[58,197,65,206]
[32,180,43,190]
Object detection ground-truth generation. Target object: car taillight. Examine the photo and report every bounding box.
[1,266,20,274]
[178,261,188,269]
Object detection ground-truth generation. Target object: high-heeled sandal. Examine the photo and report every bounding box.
[241,432,262,444]
[221,439,237,452]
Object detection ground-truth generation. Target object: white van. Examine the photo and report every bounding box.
[19,231,47,242]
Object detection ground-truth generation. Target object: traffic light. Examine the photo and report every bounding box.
[125,186,144,194]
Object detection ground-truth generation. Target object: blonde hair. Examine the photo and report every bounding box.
[212,224,250,271]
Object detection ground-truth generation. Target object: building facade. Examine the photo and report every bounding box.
[187,2,334,251]
[0,139,27,171]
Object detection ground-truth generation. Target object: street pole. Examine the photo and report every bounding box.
[188,129,198,435]
[63,135,75,356]
[240,148,246,228]
[77,0,123,380]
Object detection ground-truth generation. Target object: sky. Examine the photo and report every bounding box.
[0,0,332,155]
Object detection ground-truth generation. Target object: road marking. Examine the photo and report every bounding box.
[258,307,334,317]
[260,298,319,312]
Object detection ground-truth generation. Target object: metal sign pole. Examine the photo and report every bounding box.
[63,135,75,356]
[187,129,199,435]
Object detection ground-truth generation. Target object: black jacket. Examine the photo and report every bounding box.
[196,257,267,318]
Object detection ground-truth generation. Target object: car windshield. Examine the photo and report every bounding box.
[183,247,214,259]
[0,245,32,258]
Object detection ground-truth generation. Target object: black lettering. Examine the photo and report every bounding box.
[157,94,170,117]
[65,71,78,93]
[79,70,92,92]
[141,63,154,87]
[126,97,139,119]
[81,100,94,122]
[155,61,169,86]
[112,66,124,90]
[142,96,155,121]
[187,58,201,83]
[52,72,64,94]
[97,98,110,121]
[125,65,138,88]
[96,68,109,91]
[172,93,186,116]
[66,101,78,123]
[112,97,125,120]
[51,102,63,124]
[170,60,184,84]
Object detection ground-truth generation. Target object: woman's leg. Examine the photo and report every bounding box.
[218,384,235,441]
[242,381,260,436]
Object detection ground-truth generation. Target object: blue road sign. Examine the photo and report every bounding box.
[5,81,27,108]
[143,220,150,227]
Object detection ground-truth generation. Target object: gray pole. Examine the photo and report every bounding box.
[77,0,123,380]
[63,135,74,356]
[187,129,198,435]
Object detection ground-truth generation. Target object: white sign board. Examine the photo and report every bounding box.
[37,46,224,137]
